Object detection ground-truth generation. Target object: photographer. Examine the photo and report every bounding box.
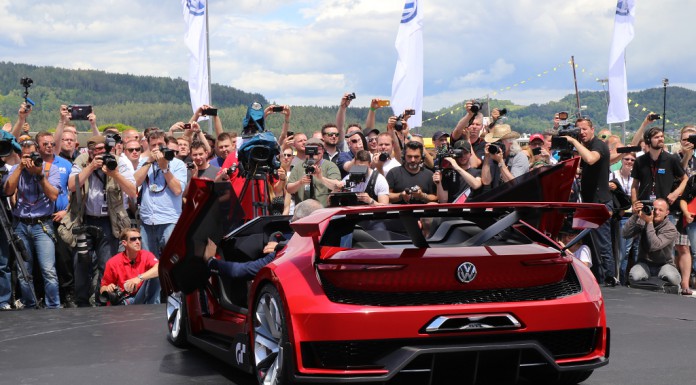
[337,128,367,178]
[623,199,680,287]
[386,141,437,204]
[99,229,160,305]
[372,132,401,176]
[134,131,187,258]
[65,135,137,307]
[286,138,342,208]
[481,124,527,190]
[433,140,482,203]
[4,140,61,309]
[450,100,487,164]
[338,150,390,205]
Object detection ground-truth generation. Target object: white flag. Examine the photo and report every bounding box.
[391,0,423,128]
[607,0,636,124]
[182,0,210,114]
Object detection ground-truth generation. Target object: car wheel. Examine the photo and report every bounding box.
[253,284,290,385]
[166,292,188,347]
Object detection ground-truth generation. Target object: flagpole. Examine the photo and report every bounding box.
[570,56,582,118]
[205,0,213,134]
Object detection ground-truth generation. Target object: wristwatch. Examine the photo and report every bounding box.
[162,167,170,174]
[138,274,145,281]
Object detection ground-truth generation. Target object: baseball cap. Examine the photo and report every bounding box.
[305,137,324,147]
[432,131,450,142]
[453,139,472,153]
[87,135,105,146]
[363,127,379,137]
[529,133,545,143]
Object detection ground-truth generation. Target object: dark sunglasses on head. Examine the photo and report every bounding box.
[128,236,142,242]
[20,140,36,147]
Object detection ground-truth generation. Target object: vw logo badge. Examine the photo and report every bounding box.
[456,262,477,283]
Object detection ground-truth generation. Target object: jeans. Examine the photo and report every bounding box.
[0,228,11,307]
[591,200,615,282]
[617,216,639,284]
[74,217,119,307]
[15,221,60,308]
[629,262,681,286]
[124,278,161,305]
[686,222,696,273]
[141,223,175,258]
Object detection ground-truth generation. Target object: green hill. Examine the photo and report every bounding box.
[1,61,693,142]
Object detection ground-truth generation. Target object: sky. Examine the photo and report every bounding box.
[2,0,694,115]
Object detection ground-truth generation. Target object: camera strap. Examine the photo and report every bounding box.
[365,169,379,200]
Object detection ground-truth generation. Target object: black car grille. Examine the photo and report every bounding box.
[301,328,599,371]
[320,266,582,306]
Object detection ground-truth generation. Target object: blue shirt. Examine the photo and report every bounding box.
[52,155,72,212]
[137,158,187,225]
[8,164,60,218]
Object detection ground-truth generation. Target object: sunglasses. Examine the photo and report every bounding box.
[323,132,339,137]
[41,142,55,147]
[128,236,142,242]
[368,137,377,142]
[350,139,361,144]
[282,153,294,158]
[623,158,635,162]
[20,140,36,147]
[125,147,142,153]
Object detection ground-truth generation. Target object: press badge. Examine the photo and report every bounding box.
[649,194,657,201]
[657,168,666,174]
[149,184,160,192]
[101,203,108,215]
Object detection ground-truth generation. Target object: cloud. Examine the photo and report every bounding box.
[449,59,516,88]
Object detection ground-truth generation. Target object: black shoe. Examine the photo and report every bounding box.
[64,293,77,309]
[604,276,619,287]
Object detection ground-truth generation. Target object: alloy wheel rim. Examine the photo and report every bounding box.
[167,294,182,339]
[254,293,283,384]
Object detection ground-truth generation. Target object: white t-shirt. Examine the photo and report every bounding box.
[342,170,389,199]
[573,244,592,267]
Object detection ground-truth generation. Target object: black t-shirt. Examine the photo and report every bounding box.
[442,167,481,202]
[386,166,436,203]
[580,137,611,203]
[471,138,486,167]
[632,150,685,201]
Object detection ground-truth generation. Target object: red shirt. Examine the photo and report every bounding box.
[101,250,158,294]
[219,151,274,221]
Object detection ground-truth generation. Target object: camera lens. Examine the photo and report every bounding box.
[379,152,389,162]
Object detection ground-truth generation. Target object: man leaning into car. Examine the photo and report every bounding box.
[202,199,323,280]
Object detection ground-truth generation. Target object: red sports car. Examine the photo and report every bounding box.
[159,159,610,385]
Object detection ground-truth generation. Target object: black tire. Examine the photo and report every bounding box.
[166,292,188,347]
[252,284,291,385]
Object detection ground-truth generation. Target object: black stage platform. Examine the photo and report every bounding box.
[0,287,694,385]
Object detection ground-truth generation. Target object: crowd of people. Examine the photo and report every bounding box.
[1,93,694,310]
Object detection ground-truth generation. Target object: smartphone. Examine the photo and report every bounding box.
[68,104,93,120]
[183,123,192,130]
[377,100,391,107]
[272,106,284,112]
[648,113,661,121]
[404,109,416,116]
[532,147,542,156]
[286,131,294,137]
[202,107,218,116]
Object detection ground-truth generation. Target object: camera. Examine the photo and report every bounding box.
[470,101,482,114]
[99,287,129,306]
[225,163,237,176]
[344,165,368,190]
[487,141,504,155]
[405,186,420,195]
[532,147,542,156]
[379,152,390,162]
[305,145,319,157]
[68,105,93,121]
[304,160,316,175]
[186,161,195,170]
[73,225,104,264]
[640,200,654,215]
[346,93,356,100]
[394,114,405,131]
[272,105,284,112]
[100,154,118,171]
[286,131,294,137]
[551,126,581,152]
[158,145,176,161]
[687,135,696,146]
[404,109,415,116]
[202,107,218,116]
[648,113,661,121]
[20,77,33,88]
[29,152,43,167]
[183,123,192,130]
[20,77,35,112]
